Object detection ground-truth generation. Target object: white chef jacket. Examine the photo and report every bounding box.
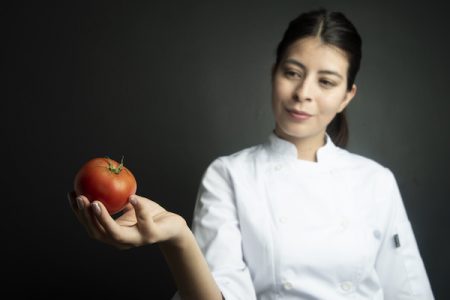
[171,133,434,300]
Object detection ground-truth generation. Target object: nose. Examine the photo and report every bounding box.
[293,77,313,102]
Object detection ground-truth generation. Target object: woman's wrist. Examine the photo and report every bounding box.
[159,218,193,250]
[158,221,222,300]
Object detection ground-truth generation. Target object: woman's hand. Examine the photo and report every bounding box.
[68,192,224,300]
[68,191,188,250]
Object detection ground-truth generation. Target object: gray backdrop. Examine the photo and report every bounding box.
[3,0,448,298]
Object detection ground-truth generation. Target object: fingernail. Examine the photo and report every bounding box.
[92,202,101,216]
[76,197,84,210]
[129,196,137,205]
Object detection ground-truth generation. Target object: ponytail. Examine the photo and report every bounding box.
[327,110,349,148]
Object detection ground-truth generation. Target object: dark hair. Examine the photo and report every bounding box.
[274,8,362,148]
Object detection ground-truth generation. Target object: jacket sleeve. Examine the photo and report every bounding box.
[375,169,434,299]
[171,157,257,300]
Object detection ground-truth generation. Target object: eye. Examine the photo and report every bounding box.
[319,79,336,87]
[284,70,302,79]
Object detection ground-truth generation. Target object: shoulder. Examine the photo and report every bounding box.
[204,143,266,178]
[334,146,397,186]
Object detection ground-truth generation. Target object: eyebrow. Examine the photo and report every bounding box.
[283,58,344,79]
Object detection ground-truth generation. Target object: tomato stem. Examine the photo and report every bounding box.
[105,156,125,174]
[118,155,124,172]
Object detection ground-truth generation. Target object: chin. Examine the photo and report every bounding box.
[277,125,307,139]
[277,124,323,141]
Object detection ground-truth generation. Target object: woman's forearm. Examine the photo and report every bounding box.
[159,225,223,300]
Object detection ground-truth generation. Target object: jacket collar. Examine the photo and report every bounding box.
[266,131,338,165]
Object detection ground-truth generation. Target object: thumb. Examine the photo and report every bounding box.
[129,194,152,224]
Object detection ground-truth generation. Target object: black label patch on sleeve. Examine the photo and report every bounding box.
[394,233,401,248]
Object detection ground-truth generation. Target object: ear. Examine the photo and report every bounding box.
[338,84,357,113]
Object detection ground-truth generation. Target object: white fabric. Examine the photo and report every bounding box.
[171,133,434,299]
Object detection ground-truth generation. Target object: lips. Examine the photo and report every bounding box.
[286,108,312,120]
[288,109,311,116]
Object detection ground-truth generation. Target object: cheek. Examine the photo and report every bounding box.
[271,83,284,109]
[320,103,340,115]
[318,93,347,114]
[314,99,343,126]
[272,77,292,96]
[271,97,283,119]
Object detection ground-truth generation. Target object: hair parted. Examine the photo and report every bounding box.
[274,8,362,148]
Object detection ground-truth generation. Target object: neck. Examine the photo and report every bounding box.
[274,128,326,162]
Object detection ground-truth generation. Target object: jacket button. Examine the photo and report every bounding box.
[283,282,293,290]
[340,281,353,292]
[279,216,288,224]
[274,164,283,171]
[373,229,381,239]
[339,217,349,232]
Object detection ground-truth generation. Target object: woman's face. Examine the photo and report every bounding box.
[271,36,356,143]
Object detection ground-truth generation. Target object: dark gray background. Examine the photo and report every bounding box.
[3,0,448,298]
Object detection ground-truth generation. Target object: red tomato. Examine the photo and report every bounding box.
[74,156,137,214]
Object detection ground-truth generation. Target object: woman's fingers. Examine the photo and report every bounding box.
[80,196,107,238]
[129,195,154,222]
[128,195,160,243]
[128,195,182,244]
[68,192,106,239]
[68,191,89,226]
[90,200,140,246]
[68,191,177,248]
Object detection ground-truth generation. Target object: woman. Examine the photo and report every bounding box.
[68,8,434,300]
